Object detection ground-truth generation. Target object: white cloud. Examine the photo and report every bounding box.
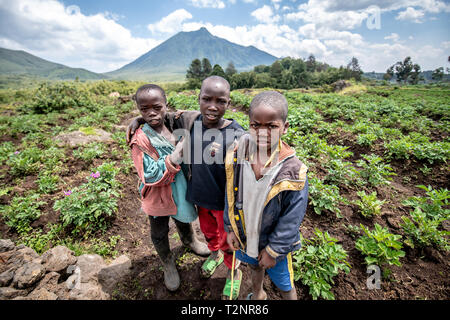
[396,7,425,23]
[0,0,160,73]
[251,5,280,24]
[384,33,400,42]
[189,0,226,9]
[148,9,193,34]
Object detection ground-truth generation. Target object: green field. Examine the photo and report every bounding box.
[0,80,448,300]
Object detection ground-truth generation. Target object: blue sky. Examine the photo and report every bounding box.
[0,0,449,73]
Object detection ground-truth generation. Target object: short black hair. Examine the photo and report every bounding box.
[249,91,288,122]
[133,84,166,104]
[200,76,230,94]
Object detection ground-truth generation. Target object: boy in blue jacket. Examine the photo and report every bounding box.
[224,91,308,300]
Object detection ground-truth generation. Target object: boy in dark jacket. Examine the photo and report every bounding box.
[224,91,308,300]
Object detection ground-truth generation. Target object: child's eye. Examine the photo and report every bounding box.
[250,123,259,129]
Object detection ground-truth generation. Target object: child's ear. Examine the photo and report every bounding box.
[282,121,289,135]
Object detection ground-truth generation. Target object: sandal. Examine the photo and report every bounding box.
[222,269,242,300]
[200,251,224,278]
[246,292,268,300]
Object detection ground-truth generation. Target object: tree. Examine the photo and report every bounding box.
[346,57,363,81]
[186,59,203,80]
[393,57,414,84]
[201,58,212,78]
[306,54,316,72]
[270,61,283,86]
[210,64,226,78]
[432,67,444,81]
[254,65,270,73]
[383,66,394,81]
[225,61,237,78]
[408,63,422,84]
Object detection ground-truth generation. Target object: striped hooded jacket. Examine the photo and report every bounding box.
[223,133,309,261]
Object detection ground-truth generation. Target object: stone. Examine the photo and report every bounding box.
[0,239,15,253]
[35,271,60,292]
[0,268,15,287]
[331,80,351,92]
[55,129,113,147]
[75,254,106,283]
[0,287,27,300]
[66,254,109,300]
[27,288,58,300]
[12,262,45,289]
[68,281,109,300]
[98,255,131,293]
[8,247,39,266]
[41,246,77,273]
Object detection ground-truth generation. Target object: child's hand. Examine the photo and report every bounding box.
[258,249,276,269]
[169,137,185,165]
[226,232,240,251]
[126,117,144,144]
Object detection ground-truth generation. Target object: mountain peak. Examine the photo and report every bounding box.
[107,28,278,80]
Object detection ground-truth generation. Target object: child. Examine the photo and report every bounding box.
[224,91,309,300]
[129,84,209,292]
[127,76,245,299]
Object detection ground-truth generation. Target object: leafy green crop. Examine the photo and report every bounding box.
[308,176,345,217]
[53,162,120,237]
[401,208,449,250]
[357,154,395,187]
[2,193,46,234]
[356,224,405,269]
[293,229,351,300]
[403,185,449,220]
[354,191,386,218]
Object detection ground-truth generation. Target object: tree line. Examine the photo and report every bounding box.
[383,56,448,84]
[185,55,363,90]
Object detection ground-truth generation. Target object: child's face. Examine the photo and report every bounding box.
[198,80,230,128]
[136,89,167,129]
[249,104,288,151]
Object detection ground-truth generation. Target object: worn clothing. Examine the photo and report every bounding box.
[186,115,245,211]
[197,206,234,269]
[242,159,283,259]
[235,249,295,291]
[224,133,309,262]
[130,123,197,223]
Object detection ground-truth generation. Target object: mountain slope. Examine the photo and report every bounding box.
[106,27,278,81]
[0,47,106,80]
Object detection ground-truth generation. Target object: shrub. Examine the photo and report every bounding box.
[7,146,43,177]
[401,208,449,250]
[73,142,106,163]
[2,193,46,234]
[308,177,345,218]
[53,162,120,237]
[402,185,449,220]
[24,82,94,114]
[354,191,386,218]
[355,224,405,269]
[356,154,395,187]
[293,229,351,300]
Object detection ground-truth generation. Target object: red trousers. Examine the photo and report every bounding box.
[197,206,233,270]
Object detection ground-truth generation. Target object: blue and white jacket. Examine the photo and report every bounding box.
[223,134,309,261]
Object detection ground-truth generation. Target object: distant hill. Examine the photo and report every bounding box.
[106,27,278,81]
[0,47,106,80]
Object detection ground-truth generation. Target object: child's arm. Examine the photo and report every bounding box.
[131,144,180,188]
[265,179,309,260]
